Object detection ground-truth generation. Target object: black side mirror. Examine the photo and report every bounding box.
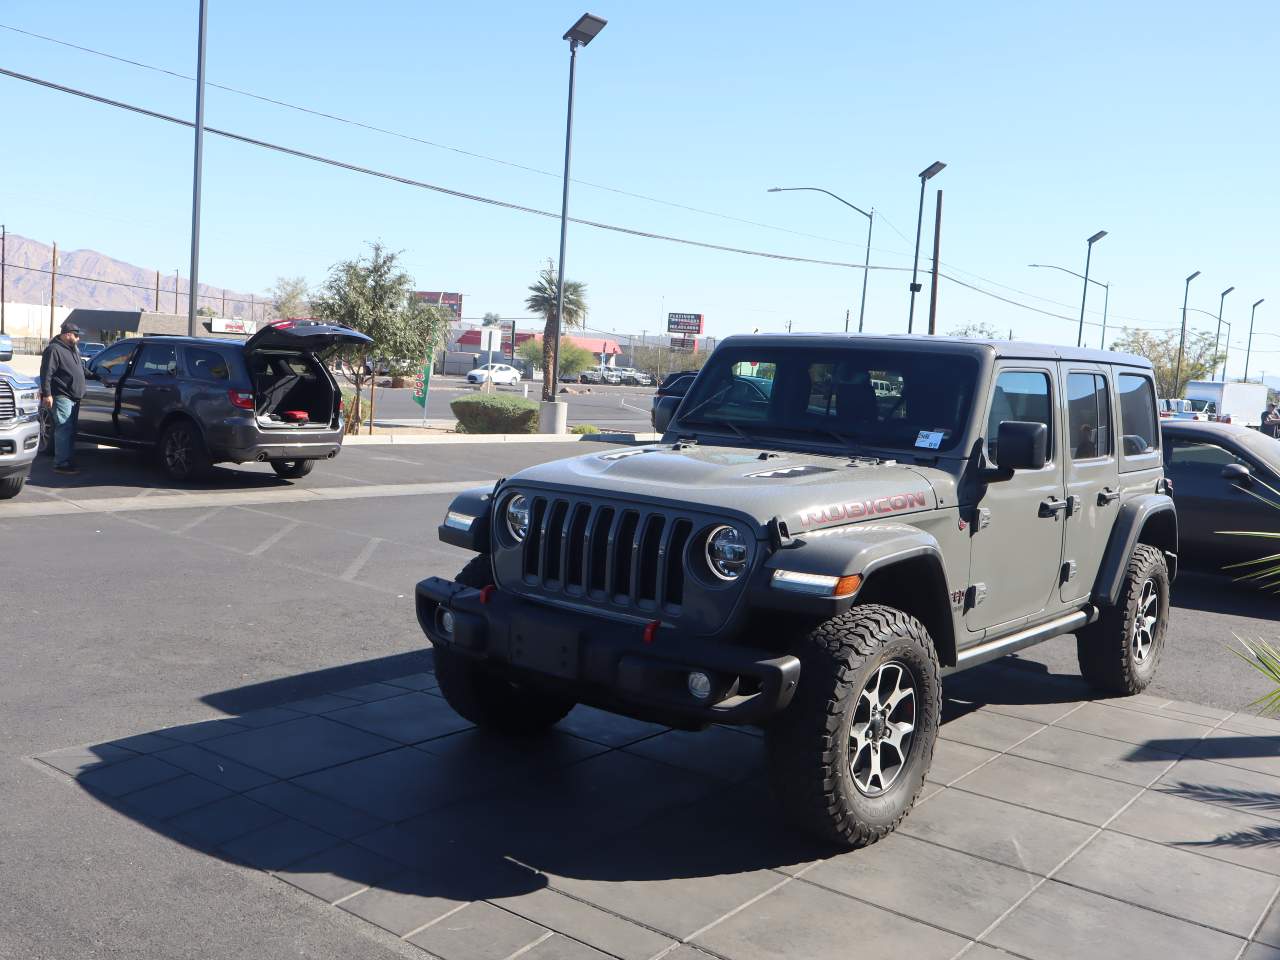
[653,395,680,433]
[1222,462,1252,485]
[990,420,1048,475]
[0,347,11,363]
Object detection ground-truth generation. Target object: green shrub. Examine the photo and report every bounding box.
[450,394,540,434]
[570,423,601,435]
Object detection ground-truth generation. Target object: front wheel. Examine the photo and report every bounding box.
[1076,544,1169,695]
[271,459,315,479]
[0,474,25,499]
[765,604,941,849]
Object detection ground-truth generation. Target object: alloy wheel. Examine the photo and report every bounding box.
[1131,578,1159,664]
[164,427,192,476]
[849,660,917,797]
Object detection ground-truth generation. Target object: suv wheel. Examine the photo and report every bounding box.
[38,408,54,457]
[433,555,577,734]
[765,604,941,848]
[0,474,24,499]
[271,459,315,479]
[1076,544,1169,695]
[158,420,210,481]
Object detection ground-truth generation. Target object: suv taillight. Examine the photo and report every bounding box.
[228,389,255,410]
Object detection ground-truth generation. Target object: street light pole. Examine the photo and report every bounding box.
[187,0,208,337]
[1245,299,1265,382]
[1219,320,1233,382]
[767,186,873,332]
[1077,230,1107,347]
[1027,263,1110,347]
[545,13,606,432]
[1174,270,1201,399]
[908,161,946,333]
[1214,286,1234,381]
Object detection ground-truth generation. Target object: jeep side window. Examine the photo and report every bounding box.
[987,371,1052,464]
[1067,373,1112,459]
[1117,373,1159,458]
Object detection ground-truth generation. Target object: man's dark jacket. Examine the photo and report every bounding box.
[40,337,86,402]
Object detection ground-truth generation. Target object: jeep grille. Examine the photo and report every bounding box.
[519,495,694,614]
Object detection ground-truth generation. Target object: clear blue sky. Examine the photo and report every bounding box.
[3,1,1278,373]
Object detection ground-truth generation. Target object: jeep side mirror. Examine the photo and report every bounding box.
[994,420,1048,472]
[1222,462,1251,485]
[653,395,680,433]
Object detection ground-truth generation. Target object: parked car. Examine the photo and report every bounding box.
[1158,398,1208,421]
[578,367,604,384]
[650,371,698,427]
[466,363,521,386]
[1161,420,1280,570]
[41,320,371,481]
[0,337,41,499]
[78,341,107,367]
[419,334,1175,847]
[616,367,654,386]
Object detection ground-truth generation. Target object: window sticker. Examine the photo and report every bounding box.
[915,430,945,449]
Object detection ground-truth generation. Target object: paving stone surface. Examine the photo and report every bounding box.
[32,664,1280,959]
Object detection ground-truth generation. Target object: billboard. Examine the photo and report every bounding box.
[669,336,698,352]
[415,291,464,320]
[667,312,704,335]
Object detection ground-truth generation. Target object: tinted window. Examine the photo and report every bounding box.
[1166,438,1244,470]
[1067,373,1112,459]
[186,347,230,382]
[94,341,137,380]
[137,343,177,376]
[987,371,1053,463]
[679,347,979,453]
[1118,373,1159,456]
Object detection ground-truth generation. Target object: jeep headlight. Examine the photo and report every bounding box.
[505,494,530,542]
[705,525,749,581]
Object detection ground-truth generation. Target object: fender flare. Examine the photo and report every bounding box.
[1091,494,1177,607]
[437,485,495,551]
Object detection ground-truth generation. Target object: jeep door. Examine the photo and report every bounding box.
[78,339,138,439]
[117,341,180,443]
[1060,366,1120,603]
[967,366,1067,631]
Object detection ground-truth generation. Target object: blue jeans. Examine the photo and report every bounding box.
[52,395,79,467]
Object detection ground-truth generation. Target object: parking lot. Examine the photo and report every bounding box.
[4,440,1280,959]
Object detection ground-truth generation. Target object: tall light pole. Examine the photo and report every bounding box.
[1245,299,1265,382]
[1219,320,1233,382]
[545,12,606,432]
[908,161,945,333]
[1214,286,1234,381]
[1076,230,1107,347]
[1174,270,1201,399]
[768,186,873,332]
[1028,263,1110,347]
[187,0,208,337]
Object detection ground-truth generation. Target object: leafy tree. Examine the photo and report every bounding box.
[313,243,450,428]
[270,275,311,319]
[482,312,502,327]
[516,338,543,369]
[196,305,217,317]
[627,344,709,379]
[1108,328,1221,399]
[517,336,592,378]
[947,321,1002,339]
[525,264,587,400]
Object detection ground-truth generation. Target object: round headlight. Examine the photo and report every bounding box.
[705,525,748,581]
[506,494,530,542]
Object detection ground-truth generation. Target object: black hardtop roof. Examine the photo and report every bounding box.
[715,332,1152,369]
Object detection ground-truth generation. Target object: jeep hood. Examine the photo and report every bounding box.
[507,444,940,535]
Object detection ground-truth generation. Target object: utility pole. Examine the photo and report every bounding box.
[49,241,57,339]
[187,0,208,337]
[174,270,179,314]
[221,290,226,317]
[927,189,943,335]
[250,294,255,324]
[1,224,6,335]
[154,271,160,311]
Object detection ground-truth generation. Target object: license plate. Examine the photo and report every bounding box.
[509,612,580,680]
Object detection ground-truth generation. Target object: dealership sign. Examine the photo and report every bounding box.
[669,336,698,352]
[210,317,257,335]
[667,312,704,334]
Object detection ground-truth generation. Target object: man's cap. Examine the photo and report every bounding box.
[60,321,84,335]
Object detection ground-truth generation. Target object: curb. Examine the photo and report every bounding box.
[342,432,663,446]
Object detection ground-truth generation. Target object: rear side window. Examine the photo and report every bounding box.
[185,347,231,382]
[1067,373,1112,459]
[1117,373,1159,458]
[988,370,1053,463]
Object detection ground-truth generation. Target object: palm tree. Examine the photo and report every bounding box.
[525,264,587,401]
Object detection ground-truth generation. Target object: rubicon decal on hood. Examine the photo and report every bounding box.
[799,491,930,527]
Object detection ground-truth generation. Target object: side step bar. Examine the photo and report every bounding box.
[945,607,1097,675]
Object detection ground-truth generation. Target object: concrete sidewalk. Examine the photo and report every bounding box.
[33,656,1280,960]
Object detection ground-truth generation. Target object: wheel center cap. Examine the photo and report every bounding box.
[869,711,887,741]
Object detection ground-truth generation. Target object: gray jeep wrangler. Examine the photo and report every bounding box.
[416,334,1176,847]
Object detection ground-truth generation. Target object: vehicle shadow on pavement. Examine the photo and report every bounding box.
[1170,570,1278,618]
[24,446,297,493]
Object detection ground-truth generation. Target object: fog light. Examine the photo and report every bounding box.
[687,671,712,700]
[439,609,455,635]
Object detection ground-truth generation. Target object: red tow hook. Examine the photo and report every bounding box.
[480,585,496,604]
[643,620,660,645]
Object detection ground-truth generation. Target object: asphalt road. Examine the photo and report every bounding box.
[366,375,656,432]
[2,439,1277,957]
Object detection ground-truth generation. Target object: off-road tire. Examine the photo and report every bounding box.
[0,474,25,499]
[765,604,941,848]
[1076,544,1169,695]
[433,555,577,735]
[157,419,211,482]
[270,459,316,480]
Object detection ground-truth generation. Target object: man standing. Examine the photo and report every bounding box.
[1262,402,1280,439]
[40,320,87,475]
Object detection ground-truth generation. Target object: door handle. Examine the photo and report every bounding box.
[1098,487,1121,505]
[1039,497,1069,517]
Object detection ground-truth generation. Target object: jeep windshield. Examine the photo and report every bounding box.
[676,345,979,454]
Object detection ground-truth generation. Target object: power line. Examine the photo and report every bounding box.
[5,260,261,305]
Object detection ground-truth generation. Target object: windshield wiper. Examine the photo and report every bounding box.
[684,417,752,442]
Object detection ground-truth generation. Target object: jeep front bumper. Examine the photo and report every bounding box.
[415,576,800,726]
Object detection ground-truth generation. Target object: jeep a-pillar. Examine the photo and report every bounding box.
[416,334,1175,847]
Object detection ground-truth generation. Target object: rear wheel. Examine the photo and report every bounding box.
[38,408,54,457]
[0,474,25,499]
[270,459,315,479]
[765,604,941,848]
[433,555,577,735]
[158,419,210,482]
[1076,544,1169,695]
